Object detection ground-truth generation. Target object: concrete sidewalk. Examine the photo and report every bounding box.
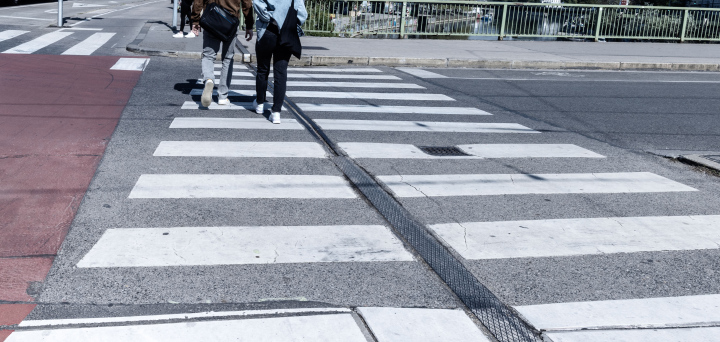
[127,21,720,70]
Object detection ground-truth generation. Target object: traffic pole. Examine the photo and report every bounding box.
[57,0,63,27]
[172,0,178,29]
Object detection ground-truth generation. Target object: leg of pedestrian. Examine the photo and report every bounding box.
[200,30,220,107]
[270,49,291,124]
[254,30,276,115]
[216,35,236,106]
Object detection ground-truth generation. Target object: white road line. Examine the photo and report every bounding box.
[219,80,424,88]
[514,294,720,331]
[61,32,115,55]
[6,314,367,342]
[286,91,454,101]
[430,215,720,260]
[189,89,269,97]
[154,141,327,158]
[339,143,604,159]
[0,30,29,43]
[315,120,538,133]
[397,68,448,79]
[339,143,482,159]
[297,103,491,115]
[20,308,351,327]
[377,172,697,197]
[358,307,490,342]
[77,225,413,267]
[213,71,254,76]
[2,31,72,54]
[128,174,357,199]
[218,73,400,80]
[545,327,720,342]
[213,64,248,69]
[0,15,53,21]
[181,101,279,110]
[170,117,303,130]
[110,58,149,71]
[457,144,605,158]
[286,67,382,73]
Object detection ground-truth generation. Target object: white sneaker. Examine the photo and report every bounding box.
[270,112,281,124]
[253,99,264,114]
[201,79,214,107]
[172,32,185,38]
[218,98,230,105]
[185,31,196,38]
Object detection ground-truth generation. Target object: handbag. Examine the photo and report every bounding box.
[199,2,239,42]
[278,0,302,58]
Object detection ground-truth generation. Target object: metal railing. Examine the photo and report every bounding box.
[295,0,720,41]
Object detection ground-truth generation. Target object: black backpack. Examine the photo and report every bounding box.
[199,2,239,42]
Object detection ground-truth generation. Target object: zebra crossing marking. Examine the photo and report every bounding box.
[6,314,368,342]
[396,68,448,79]
[128,174,357,199]
[2,31,73,54]
[286,67,382,73]
[0,30,29,43]
[110,58,149,71]
[218,80,424,88]
[430,215,720,259]
[297,103,491,115]
[545,327,720,342]
[154,141,327,158]
[339,143,604,159]
[514,294,720,331]
[213,71,254,77]
[358,307,490,342]
[19,308,352,327]
[181,101,275,110]
[314,119,538,133]
[61,32,115,55]
[170,117,303,130]
[77,225,413,267]
[190,89,453,101]
[377,172,697,197]
[226,73,401,80]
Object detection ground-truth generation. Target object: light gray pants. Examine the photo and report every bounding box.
[202,30,237,100]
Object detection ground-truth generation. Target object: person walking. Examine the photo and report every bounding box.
[253,0,307,123]
[173,0,196,38]
[192,0,254,107]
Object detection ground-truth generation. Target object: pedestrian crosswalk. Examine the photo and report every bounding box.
[0,29,116,55]
[74,63,717,342]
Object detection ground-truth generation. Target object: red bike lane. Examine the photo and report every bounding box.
[0,54,145,340]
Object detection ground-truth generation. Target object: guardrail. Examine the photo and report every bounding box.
[295,0,720,41]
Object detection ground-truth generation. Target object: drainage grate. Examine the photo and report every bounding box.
[417,146,471,157]
[703,155,720,164]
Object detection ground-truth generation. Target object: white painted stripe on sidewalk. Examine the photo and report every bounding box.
[220,80,424,88]
[315,120,538,133]
[287,91,454,101]
[457,144,605,158]
[0,30,29,43]
[154,141,327,158]
[77,225,413,267]
[170,117,303,130]
[378,172,697,197]
[298,103,491,115]
[358,307,490,342]
[514,294,720,331]
[339,143,482,159]
[339,143,603,159]
[7,314,367,342]
[20,308,351,327]
[2,31,72,54]
[430,215,720,260]
[397,68,448,79]
[128,174,357,199]
[110,58,149,71]
[545,327,720,342]
[61,32,115,55]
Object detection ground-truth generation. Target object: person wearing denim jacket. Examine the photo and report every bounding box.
[252,0,307,124]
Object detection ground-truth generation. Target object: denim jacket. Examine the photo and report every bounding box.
[253,0,307,40]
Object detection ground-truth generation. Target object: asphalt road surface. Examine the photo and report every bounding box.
[2,2,720,341]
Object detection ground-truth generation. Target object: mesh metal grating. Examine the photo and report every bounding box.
[417,146,472,157]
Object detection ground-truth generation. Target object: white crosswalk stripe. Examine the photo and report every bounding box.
[297,103,491,115]
[430,215,720,259]
[154,141,327,158]
[128,174,358,199]
[339,143,605,159]
[0,30,29,43]
[217,73,401,80]
[190,89,453,101]
[77,225,414,267]
[207,80,424,88]
[170,117,303,129]
[315,119,538,133]
[2,31,73,54]
[61,32,115,55]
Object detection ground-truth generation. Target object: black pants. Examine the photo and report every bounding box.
[180,4,192,31]
[256,24,292,113]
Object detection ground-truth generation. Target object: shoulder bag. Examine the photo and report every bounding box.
[199,2,239,42]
